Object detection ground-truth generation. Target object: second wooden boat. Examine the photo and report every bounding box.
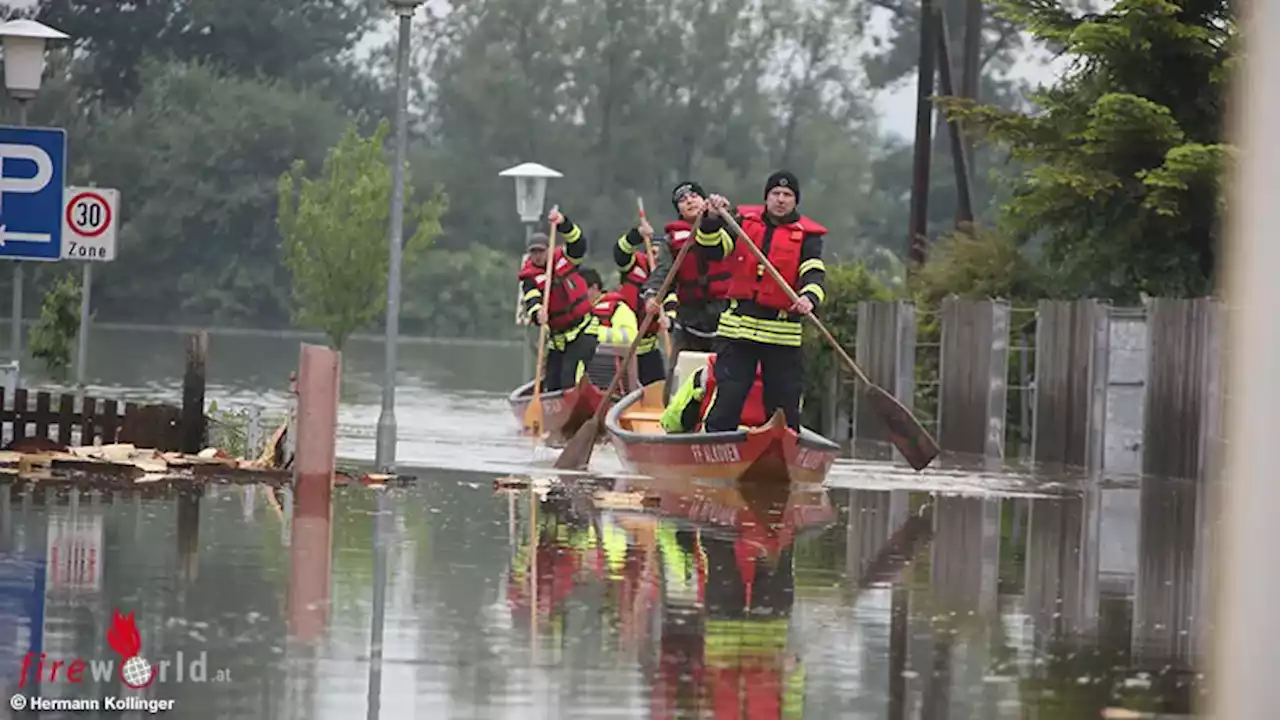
[507,375,604,445]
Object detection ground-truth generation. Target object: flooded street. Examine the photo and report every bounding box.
[0,329,1209,717]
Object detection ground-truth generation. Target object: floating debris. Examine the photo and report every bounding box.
[0,443,292,487]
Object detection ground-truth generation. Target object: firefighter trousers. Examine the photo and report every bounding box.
[703,339,804,432]
[544,332,599,392]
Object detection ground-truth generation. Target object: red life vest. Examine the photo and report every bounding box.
[517,247,590,331]
[723,205,828,312]
[665,220,733,304]
[591,291,626,325]
[697,355,767,429]
[618,253,659,337]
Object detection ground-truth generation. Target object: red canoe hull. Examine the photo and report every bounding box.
[605,385,840,485]
[508,376,605,446]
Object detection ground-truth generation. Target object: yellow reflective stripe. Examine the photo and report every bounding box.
[618,233,640,256]
[602,524,627,577]
[562,223,583,244]
[704,618,790,661]
[600,326,634,345]
[547,315,591,351]
[798,258,825,276]
[783,665,805,718]
[799,283,825,304]
[716,311,804,346]
[695,228,733,257]
[637,336,659,353]
[522,288,541,301]
[527,303,543,318]
[716,326,804,347]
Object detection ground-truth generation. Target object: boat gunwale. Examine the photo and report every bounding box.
[604,386,841,453]
[591,511,836,541]
[507,379,577,405]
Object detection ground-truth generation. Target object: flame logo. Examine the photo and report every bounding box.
[106,610,156,689]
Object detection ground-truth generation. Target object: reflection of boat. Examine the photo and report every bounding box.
[633,476,821,718]
[506,375,604,445]
[597,474,837,542]
[605,382,840,484]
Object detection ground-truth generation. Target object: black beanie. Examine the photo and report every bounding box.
[671,181,706,211]
[764,170,800,203]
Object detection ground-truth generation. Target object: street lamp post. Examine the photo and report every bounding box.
[374,0,422,474]
[369,5,421,720]
[497,163,562,379]
[0,19,68,361]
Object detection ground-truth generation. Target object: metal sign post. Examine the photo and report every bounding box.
[60,186,120,389]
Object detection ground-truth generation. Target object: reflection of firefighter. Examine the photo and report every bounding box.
[507,496,632,633]
[651,513,805,719]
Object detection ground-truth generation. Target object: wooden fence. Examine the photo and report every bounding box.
[0,388,182,451]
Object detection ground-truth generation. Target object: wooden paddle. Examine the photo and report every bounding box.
[636,197,673,358]
[554,212,705,470]
[522,207,560,437]
[717,210,940,471]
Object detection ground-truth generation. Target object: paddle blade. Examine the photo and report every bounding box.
[554,417,601,470]
[862,384,940,471]
[523,400,545,437]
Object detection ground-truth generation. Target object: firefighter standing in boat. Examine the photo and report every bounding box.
[634,182,736,372]
[517,207,597,392]
[696,171,827,432]
[611,219,668,386]
[579,267,641,388]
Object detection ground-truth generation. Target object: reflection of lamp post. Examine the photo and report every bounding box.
[374,0,424,474]
[498,163,561,378]
[0,19,69,361]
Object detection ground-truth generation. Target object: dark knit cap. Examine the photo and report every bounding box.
[526,232,549,250]
[578,266,603,288]
[671,181,706,210]
[764,170,800,203]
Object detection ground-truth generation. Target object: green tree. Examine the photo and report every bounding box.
[29,274,82,380]
[38,0,383,112]
[82,61,353,326]
[277,120,448,350]
[801,262,895,427]
[938,0,1235,301]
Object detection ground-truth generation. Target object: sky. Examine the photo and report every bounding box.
[358,3,1068,141]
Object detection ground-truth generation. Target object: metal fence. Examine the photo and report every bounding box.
[821,297,1224,480]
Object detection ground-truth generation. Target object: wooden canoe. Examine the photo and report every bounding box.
[604,382,841,484]
[507,374,605,445]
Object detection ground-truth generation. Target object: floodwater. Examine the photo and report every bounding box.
[0,328,1210,718]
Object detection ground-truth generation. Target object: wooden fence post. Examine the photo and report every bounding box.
[181,332,208,454]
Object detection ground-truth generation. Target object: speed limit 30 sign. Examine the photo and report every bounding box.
[61,187,120,261]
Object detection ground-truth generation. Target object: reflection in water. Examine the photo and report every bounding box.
[0,469,1214,718]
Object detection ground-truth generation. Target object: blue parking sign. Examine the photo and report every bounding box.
[0,126,65,261]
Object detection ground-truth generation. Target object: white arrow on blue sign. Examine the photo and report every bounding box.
[0,126,65,261]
